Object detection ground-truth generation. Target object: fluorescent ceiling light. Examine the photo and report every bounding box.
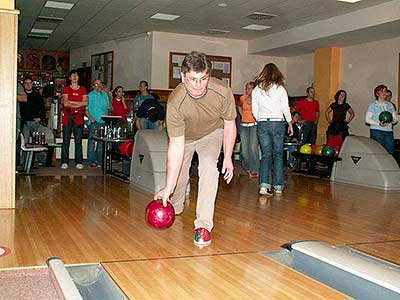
[44,1,75,10]
[27,34,49,39]
[208,29,230,33]
[242,24,271,31]
[31,28,53,34]
[150,13,180,21]
[38,15,64,21]
[336,0,362,3]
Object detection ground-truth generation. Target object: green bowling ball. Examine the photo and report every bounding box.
[379,111,393,124]
[322,145,335,157]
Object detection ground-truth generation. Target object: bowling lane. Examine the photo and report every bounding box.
[349,241,400,265]
[103,252,351,300]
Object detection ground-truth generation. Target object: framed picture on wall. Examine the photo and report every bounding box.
[169,52,232,89]
[91,51,114,89]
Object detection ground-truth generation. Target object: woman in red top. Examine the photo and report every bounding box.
[111,86,130,122]
[61,70,88,170]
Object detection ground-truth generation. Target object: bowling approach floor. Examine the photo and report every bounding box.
[1,172,400,299]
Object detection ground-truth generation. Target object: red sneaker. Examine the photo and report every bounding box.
[193,227,212,247]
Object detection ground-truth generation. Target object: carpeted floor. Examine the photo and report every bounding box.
[0,268,64,300]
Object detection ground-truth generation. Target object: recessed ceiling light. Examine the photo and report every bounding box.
[38,15,64,22]
[150,13,180,21]
[31,28,53,34]
[242,24,271,31]
[44,1,75,10]
[336,0,362,3]
[217,3,228,7]
[207,29,230,34]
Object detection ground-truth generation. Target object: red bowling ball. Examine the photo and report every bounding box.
[145,200,175,229]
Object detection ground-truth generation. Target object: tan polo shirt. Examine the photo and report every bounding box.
[167,77,237,142]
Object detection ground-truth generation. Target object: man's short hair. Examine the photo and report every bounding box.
[68,69,78,77]
[291,111,300,117]
[181,51,212,75]
[140,80,149,88]
[23,76,33,83]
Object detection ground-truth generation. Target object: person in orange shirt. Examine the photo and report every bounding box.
[238,82,259,178]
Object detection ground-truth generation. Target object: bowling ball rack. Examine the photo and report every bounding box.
[292,151,342,178]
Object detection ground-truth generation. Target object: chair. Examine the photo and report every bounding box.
[20,133,47,174]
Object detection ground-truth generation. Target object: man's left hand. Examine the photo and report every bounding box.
[222,158,234,184]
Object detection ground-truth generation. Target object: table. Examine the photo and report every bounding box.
[94,136,133,180]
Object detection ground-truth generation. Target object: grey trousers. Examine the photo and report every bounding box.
[172,128,223,231]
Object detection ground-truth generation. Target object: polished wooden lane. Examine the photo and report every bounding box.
[2,173,399,299]
[350,241,400,265]
[1,173,398,269]
[103,253,351,300]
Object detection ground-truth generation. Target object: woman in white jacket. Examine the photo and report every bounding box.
[252,63,293,195]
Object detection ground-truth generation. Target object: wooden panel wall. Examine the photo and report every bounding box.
[0,8,18,208]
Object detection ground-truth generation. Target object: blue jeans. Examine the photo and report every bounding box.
[61,116,83,165]
[141,118,159,129]
[240,124,259,173]
[87,122,104,165]
[370,129,394,154]
[257,121,285,190]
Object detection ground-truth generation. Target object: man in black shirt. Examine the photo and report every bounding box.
[135,95,165,130]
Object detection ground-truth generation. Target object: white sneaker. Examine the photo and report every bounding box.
[275,189,283,195]
[259,187,273,195]
[76,163,84,170]
[61,163,68,169]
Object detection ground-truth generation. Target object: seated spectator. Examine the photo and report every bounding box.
[135,96,165,130]
[285,111,302,168]
[111,86,130,122]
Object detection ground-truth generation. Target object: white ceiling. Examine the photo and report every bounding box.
[16,0,400,56]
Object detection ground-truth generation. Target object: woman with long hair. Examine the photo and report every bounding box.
[252,63,293,195]
[111,86,130,122]
[325,89,355,141]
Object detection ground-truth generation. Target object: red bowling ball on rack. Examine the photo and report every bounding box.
[145,200,175,229]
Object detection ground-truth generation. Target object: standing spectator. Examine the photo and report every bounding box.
[61,70,88,170]
[154,51,236,247]
[252,63,293,195]
[365,84,398,154]
[386,89,397,111]
[86,79,112,168]
[111,86,130,122]
[295,87,319,144]
[325,89,355,141]
[133,80,154,111]
[238,81,259,178]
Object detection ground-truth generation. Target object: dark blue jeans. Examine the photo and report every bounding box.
[257,121,286,190]
[303,121,317,144]
[87,122,103,165]
[61,116,83,165]
[370,129,394,154]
